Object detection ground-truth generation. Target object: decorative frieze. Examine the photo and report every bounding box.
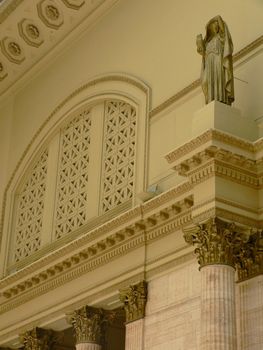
[20,327,55,350]
[68,306,112,345]
[37,0,64,29]
[120,281,147,323]
[183,217,249,268]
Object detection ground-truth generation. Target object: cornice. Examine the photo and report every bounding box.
[150,35,263,118]
[1,184,190,288]
[165,129,256,165]
[0,190,194,313]
[172,144,263,190]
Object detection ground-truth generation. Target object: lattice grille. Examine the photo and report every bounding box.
[101,101,136,213]
[54,109,92,240]
[14,149,48,262]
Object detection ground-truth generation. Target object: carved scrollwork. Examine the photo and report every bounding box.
[183,217,250,268]
[20,327,55,350]
[119,280,147,323]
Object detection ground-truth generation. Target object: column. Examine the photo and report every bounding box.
[68,306,108,350]
[20,327,55,350]
[184,217,245,350]
[235,230,263,350]
[120,280,147,350]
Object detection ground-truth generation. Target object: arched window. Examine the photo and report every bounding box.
[2,75,150,274]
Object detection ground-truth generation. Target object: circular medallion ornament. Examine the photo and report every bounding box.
[37,0,63,29]
[18,19,44,47]
[1,37,25,64]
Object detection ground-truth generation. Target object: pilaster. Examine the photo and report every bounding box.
[120,281,147,350]
[236,229,263,281]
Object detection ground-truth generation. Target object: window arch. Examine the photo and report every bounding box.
[1,74,150,274]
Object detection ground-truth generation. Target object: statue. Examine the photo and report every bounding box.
[196,15,234,105]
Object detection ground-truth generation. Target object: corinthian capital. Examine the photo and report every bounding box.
[68,306,108,345]
[183,217,248,268]
[119,280,147,323]
[236,229,263,281]
[20,327,54,350]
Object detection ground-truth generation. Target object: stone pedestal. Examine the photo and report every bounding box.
[201,264,237,350]
[192,101,258,141]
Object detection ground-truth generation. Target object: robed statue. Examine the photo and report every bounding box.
[196,15,234,105]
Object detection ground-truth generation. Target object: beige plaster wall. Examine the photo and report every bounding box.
[0,98,13,209]
[0,0,263,204]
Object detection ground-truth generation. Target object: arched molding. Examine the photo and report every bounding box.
[0,73,151,277]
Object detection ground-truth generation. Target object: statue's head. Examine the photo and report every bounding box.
[210,20,219,34]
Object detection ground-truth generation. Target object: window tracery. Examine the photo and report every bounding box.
[13,149,48,262]
[54,109,92,240]
[101,101,136,213]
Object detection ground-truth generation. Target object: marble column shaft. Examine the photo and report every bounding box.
[201,264,237,350]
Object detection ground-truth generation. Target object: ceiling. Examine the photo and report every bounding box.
[0,0,119,99]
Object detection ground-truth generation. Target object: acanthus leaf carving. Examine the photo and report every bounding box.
[236,229,263,281]
[119,280,147,323]
[183,217,249,268]
[20,327,55,350]
[68,306,114,344]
